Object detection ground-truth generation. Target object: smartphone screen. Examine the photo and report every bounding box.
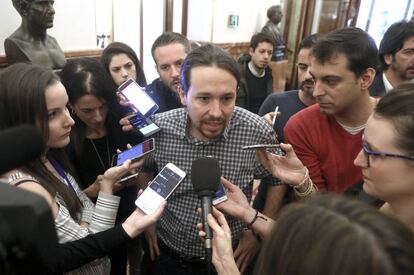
[118,79,159,117]
[213,183,228,205]
[135,163,186,215]
[128,114,161,137]
[113,138,155,166]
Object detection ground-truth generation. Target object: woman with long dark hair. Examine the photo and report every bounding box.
[101,42,147,87]
[0,63,141,274]
[60,57,146,274]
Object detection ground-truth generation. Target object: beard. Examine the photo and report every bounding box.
[299,79,314,94]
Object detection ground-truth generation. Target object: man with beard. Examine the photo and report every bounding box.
[236,32,275,114]
[121,44,283,274]
[253,34,320,209]
[5,0,66,69]
[258,33,320,142]
[284,28,378,194]
[145,32,190,113]
[370,20,414,97]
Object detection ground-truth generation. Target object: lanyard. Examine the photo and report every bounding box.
[48,157,76,193]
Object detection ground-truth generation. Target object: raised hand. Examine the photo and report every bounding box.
[256,143,307,186]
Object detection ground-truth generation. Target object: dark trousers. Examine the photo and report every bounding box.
[109,237,142,275]
[140,239,216,275]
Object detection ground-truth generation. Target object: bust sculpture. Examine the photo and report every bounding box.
[4,0,66,69]
[262,5,286,61]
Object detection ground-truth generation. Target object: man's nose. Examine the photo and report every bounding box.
[312,81,324,97]
[209,100,222,118]
[171,65,180,77]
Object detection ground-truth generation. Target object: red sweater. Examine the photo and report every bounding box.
[284,105,363,193]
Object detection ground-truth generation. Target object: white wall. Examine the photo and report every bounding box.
[187,0,214,41]
[211,0,274,43]
[356,0,414,47]
[0,0,97,54]
[173,0,183,33]
[142,0,165,82]
[187,0,279,43]
[112,0,141,58]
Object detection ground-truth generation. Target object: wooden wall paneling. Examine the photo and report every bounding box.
[283,0,293,46]
[0,49,104,69]
[182,0,188,36]
[287,0,314,90]
[318,0,341,33]
[165,0,174,32]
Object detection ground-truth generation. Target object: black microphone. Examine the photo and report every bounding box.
[0,125,45,175]
[191,156,220,268]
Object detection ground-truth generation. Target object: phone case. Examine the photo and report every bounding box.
[112,138,155,166]
[135,163,186,214]
[118,79,159,117]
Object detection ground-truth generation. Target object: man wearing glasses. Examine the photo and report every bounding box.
[284,28,378,194]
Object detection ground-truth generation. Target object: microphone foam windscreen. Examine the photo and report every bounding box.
[0,125,45,175]
[191,156,221,196]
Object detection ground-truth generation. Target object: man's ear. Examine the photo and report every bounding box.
[249,47,254,56]
[360,68,376,91]
[178,87,187,106]
[383,53,394,66]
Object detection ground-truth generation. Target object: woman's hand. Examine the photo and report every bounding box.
[122,201,166,239]
[256,143,307,186]
[99,160,132,194]
[215,177,254,223]
[198,207,240,275]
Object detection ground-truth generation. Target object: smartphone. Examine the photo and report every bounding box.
[112,138,155,166]
[242,144,286,156]
[135,163,186,215]
[118,78,159,117]
[242,144,281,150]
[212,182,228,205]
[128,113,161,137]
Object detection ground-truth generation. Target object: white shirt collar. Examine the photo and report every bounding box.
[382,73,414,93]
[248,61,266,78]
[382,73,394,93]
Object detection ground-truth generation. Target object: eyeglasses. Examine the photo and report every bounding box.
[361,136,414,166]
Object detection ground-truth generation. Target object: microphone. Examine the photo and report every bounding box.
[0,125,45,175]
[191,156,220,266]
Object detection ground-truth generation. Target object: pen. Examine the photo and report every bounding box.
[272,106,279,126]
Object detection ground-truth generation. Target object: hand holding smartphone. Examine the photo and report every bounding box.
[127,113,161,137]
[112,139,155,182]
[118,79,159,116]
[135,163,186,215]
[118,79,161,137]
[213,183,228,205]
[112,138,155,166]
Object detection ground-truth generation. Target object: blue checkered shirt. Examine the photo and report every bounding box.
[151,106,280,258]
